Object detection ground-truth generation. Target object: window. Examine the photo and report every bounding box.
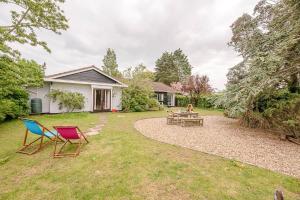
[158,93,164,101]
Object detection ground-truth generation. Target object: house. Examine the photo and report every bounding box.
[28,66,127,113]
[151,82,176,106]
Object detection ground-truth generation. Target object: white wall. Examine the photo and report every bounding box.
[112,87,122,110]
[28,82,124,113]
[28,83,50,113]
[171,93,175,106]
[49,82,93,113]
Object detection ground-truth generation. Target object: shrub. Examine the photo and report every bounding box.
[48,89,85,112]
[122,84,160,112]
[241,89,300,138]
[176,95,190,107]
[176,94,224,109]
[0,57,43,122]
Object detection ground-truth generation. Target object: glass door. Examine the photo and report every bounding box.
[93,89,111,111]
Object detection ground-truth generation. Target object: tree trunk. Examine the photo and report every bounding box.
[288,74,299,93]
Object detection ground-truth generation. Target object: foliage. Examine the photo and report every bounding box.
[175,93,224,109]
[224,0,300,136]
[196,94,223,109]
[102,48,122,78]
[170,82,183,92]
[122,84,160,112]
[155,48,192,85]
[173,49,192,81]
[48,89,85,112]
[0,0,68,58]
[0,0,68,121]
[175,95,190,107]
[122,63,155,84]
[244,89,300,138]
[122,63,160,112]
[0,56,44,122]
[182,75,213,96]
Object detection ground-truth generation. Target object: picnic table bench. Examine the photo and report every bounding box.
[180,117,203,127]
[167,111,204,127]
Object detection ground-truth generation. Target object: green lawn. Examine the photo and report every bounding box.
[0,110,299,200]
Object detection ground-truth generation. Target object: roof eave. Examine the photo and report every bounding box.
[44,78,127,88]
[45,65,126,86]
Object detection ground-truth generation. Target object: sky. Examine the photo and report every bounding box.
[0,0,260,90]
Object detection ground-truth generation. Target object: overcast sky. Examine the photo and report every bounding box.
[1,0,259,90]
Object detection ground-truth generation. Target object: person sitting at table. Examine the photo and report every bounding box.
[187,104,193,112]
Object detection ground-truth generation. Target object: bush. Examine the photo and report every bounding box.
[176,94,224,109]
[48,89,85,112]
[122,84,160,112]
[242,89,300,138]
[0,57,43,122]
[196,96,214,108]
[176,95,190,107]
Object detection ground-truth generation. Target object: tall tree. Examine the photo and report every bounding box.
[0,0,69,58]
[173,48,192,82]
[0,0,68,121]
[155,52,177,84]
[224,0,300,137]
[155,49,192,85]
[102,48,121,78]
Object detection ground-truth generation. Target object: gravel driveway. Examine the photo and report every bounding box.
[134,116,300,178]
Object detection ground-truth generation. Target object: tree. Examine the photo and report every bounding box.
[102,48,121,78]
[155,52,177,85]
[173,48,192,81]
[170,82,183,92]
[224,0,300,137]
[182,75,213,96]
[0,0,68,122]
[0,57,44,121]
[155,49,192,85]
[123,63,154,83]
[122,64,160,112]
[0,0,69,58]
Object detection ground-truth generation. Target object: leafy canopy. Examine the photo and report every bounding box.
[122,64,160,112]
[0,57,44,121]
[102,48,122,78]
[122,63,154,85]
[0,0,68,58]
[155,48,192,85]
[223,0,300,136]
[224,0,300,117]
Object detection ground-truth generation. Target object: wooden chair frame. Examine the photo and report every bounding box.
[17,119,63,155]
[53,126,89,158]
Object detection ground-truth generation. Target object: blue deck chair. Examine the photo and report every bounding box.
[17,118,63,155]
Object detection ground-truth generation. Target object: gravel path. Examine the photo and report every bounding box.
[134,116,300,178]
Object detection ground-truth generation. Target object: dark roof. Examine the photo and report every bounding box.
[45,66,94,78]
[151,82,177,93]
[45,65,125,86]
[56,69,117,84]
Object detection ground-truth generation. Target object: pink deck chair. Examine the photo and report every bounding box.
[53,126,89,158]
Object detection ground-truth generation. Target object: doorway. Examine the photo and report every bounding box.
[93,89,111,111]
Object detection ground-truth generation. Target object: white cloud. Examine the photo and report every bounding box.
[1,0,259,89]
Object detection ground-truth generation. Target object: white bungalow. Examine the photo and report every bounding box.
[28,66,127,113]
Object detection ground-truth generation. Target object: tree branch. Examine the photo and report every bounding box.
[6,8,30,34]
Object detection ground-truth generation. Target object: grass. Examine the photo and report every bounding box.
[0,109,299,200]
